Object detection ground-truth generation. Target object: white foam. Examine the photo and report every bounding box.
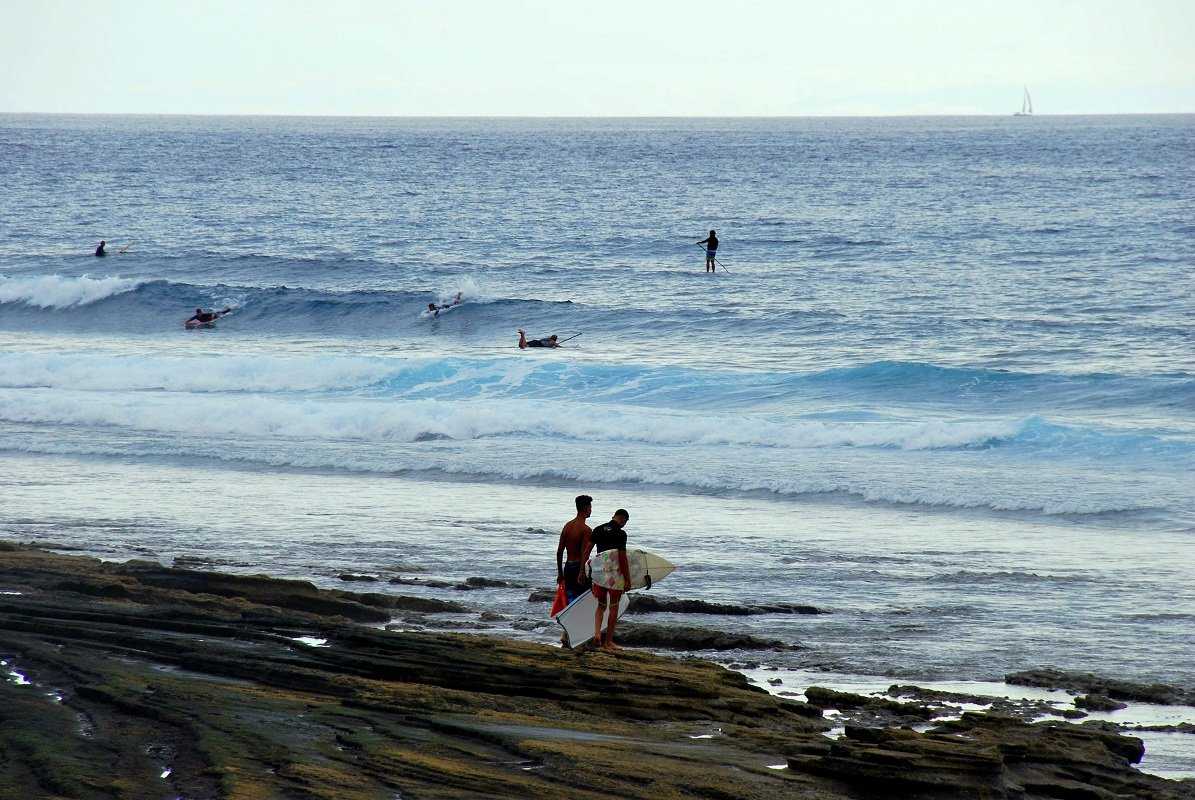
[0,274,142,308]
[0,353,1031,451]
[0,352,394,393]
[0,382,1027,453]
[447,275,484,303]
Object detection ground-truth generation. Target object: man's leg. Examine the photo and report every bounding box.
[603,590,624,650]
[593,587,607,646]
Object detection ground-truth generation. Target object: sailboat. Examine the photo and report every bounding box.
[1014,86,1033,116]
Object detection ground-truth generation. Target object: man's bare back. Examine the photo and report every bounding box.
[559,516,591,564]
[556,495,593,601]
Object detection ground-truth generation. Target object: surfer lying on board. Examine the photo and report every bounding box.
[588,509,631,650]
[557,495,593,606]
[518,329,562,349]
[427,292,462,316]
[185,307,232,325]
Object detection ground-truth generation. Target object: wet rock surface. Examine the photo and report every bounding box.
[625,594,827,616]
[887,684,1091,723]
[1077,693,1131,712]
[793,713,1190,799]
[1007,668,1195,707]
[616,622,796,651]
[525,588,826,617]
[0,544,1191,799]
[805,686,938,728]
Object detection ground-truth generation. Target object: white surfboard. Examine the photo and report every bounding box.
[588,548,675,592]
[554,590,632,649]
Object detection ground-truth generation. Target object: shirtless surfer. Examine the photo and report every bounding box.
[588,509,631,650]
[556,494,593,607]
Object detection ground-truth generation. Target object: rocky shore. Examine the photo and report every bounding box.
[1,543,1192,799]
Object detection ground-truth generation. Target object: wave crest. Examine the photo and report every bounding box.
[0,274,143,308]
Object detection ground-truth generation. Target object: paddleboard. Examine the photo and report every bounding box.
[554,590,632,649]
[588,548,675,592]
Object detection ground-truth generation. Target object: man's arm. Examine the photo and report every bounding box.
[556,529,567,582]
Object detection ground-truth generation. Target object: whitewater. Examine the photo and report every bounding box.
[2,113,1194,771]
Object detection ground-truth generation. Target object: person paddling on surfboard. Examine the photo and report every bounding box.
[586,509,632,650]
[518,329,562,349]
[185,307,232,325]
[427,291,462,317]
[697,229,719,272]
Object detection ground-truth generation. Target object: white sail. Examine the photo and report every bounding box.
[1016,86,1033,116]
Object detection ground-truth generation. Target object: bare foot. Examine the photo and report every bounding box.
[602,642,623,651]
[593,636,603,648]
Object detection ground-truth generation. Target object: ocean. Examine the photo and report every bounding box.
[2,113,1193,771]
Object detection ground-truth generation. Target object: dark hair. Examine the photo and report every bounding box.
[196,308,203,314]
[575,494,592,512]
[549,334,558,340]
[614,508,629,521]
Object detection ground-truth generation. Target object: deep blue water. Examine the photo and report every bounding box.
[2,115,1193,700]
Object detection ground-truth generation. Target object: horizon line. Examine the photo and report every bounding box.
[2,111,1193,120]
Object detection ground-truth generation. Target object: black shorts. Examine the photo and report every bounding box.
[563,561,590,602]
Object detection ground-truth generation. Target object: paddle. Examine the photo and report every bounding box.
[695,242,729,273]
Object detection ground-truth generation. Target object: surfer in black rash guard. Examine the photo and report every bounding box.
[517,329,561,349]
[94,240,107,257]
[185,307,231,324]
[427,292,462,317]
[586,509,631,650]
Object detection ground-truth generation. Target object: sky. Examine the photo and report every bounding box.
[1,0,1193,116]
